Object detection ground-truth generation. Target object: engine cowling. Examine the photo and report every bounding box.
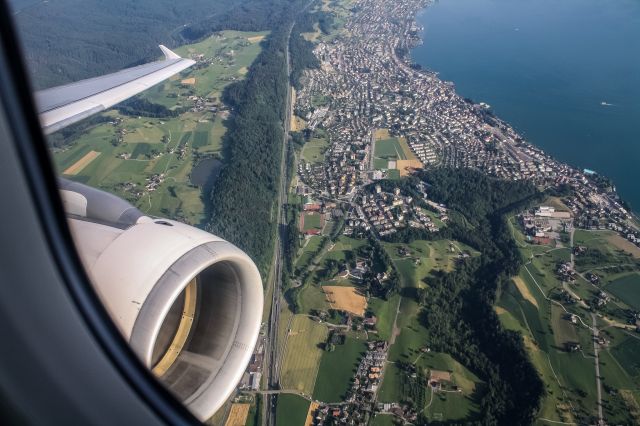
[59,179,263,421]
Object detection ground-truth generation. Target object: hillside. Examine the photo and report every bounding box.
[9,0,299,88]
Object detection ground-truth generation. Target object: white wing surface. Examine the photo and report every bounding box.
[35,45,195,134]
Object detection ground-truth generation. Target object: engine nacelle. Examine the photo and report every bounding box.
[59,179,263,421]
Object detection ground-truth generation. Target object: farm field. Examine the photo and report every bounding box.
[377,361,403,403]
[52,31,267,225]
[313,337,367,402]
[275,394,309,426]
[322,286,367,316]
[611,336,640,378]
[606,273,640,310]
[63,150,100,175]
[244,396,261,426]
[573,229,640,273]
[224,403,249,426]
[303,402,319,426]
[279,315,329,396]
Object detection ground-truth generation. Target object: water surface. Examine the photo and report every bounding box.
[412,0,640,210]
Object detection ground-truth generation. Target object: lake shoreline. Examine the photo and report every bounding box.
[407,0,640,213]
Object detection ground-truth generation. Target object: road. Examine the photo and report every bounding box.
[591,313,604,425]
[262,21,295,426]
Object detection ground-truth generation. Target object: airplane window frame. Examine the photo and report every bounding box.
[0,2,201,424]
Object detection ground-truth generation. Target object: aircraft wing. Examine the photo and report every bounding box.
[34,45,195,134]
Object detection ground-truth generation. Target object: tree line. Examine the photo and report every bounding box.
[205,0,321,279]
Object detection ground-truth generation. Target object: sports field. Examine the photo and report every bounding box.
[280,315,328,395]
[375,138,406,160]
[396,159,423,176]
[300,211,323,232]
[374,128,391,140]
[373,136,420,173]
[322,286,367,316]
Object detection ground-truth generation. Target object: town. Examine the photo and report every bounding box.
[294,0,639,248]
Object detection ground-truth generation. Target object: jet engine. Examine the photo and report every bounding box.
[58,179,263,421]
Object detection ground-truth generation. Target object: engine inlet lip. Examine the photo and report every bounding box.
[128,240,263,421]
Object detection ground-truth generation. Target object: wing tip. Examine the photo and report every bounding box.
[159,45,181,60]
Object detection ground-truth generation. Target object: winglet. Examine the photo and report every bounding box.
[159,45,181,60]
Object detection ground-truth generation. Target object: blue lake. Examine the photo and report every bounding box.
[412,0,640,210]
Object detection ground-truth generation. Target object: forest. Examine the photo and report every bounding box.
[117,97,179,118]
[205,0,319,277]
[10,0,309,89]
[414,168,546,425]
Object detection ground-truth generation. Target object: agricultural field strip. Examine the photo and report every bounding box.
[279,315,328,396]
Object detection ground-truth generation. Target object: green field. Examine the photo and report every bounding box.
[53,31,267,225]
[294,236,370,317]
[295,236,324,271]
[377,293,484,419]
[280,315,328,396]
[193,132,209,149]
[368,295,399,341]
[301,137,329,164]
[298,283,329,313]
[374,138,407,160]
[275,394,309,426]
[611,336,640,378]
[378,362,403,403]
[370,414,397,426]
[607,273,640,309]
[573,229,640,273]
[424,390,481,423]
[313,336,367,402]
